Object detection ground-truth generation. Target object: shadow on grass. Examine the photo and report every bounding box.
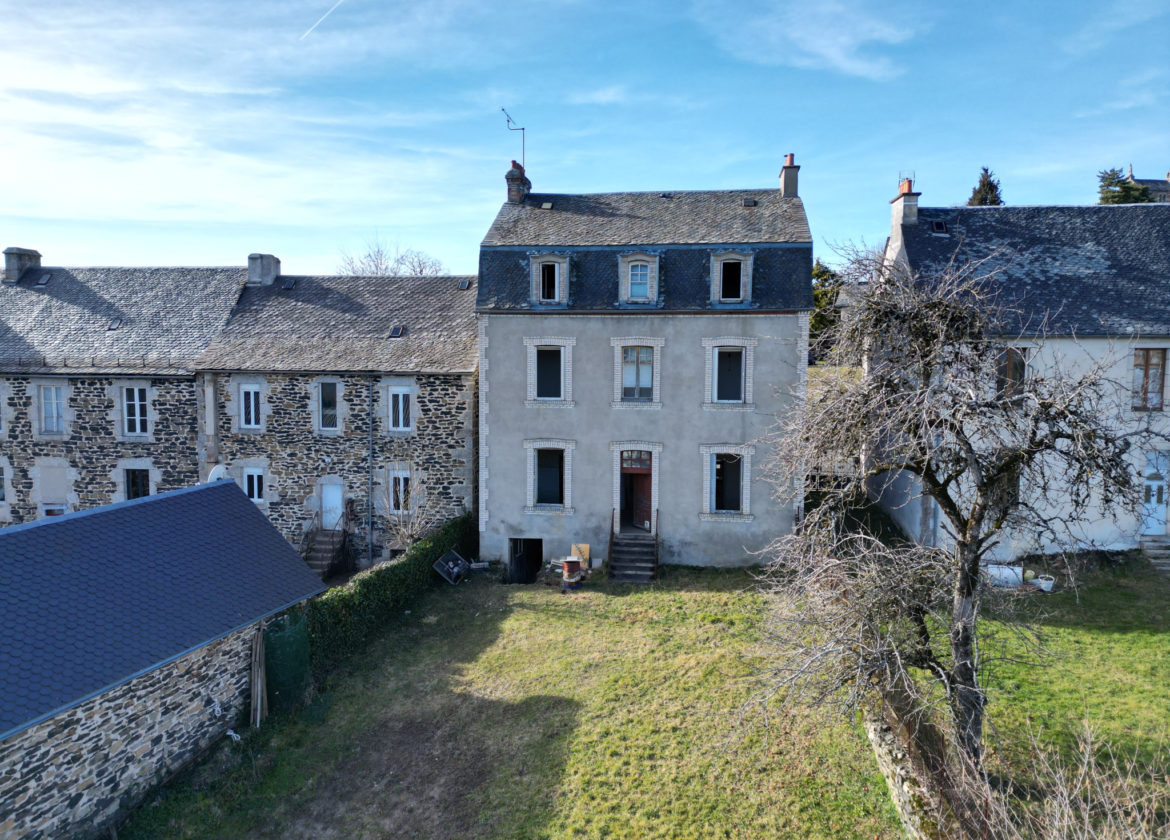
[120,577,581,840]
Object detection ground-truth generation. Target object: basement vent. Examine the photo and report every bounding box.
[458,278,471,290]
[742,198,757,207]
[388,325,406,338]
[931,220,949,234]
[107,317,123,331]
[540,202,553,210]
[35,273,50,287]
[281,277,296,290]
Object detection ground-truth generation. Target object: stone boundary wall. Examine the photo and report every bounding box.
[0,625,256,840]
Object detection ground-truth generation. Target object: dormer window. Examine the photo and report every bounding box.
[618,252,659,304]
[530,255,568,305]
[710,251,753,304]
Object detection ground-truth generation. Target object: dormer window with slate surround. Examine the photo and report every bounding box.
[711,251,753,304]
[530,255,568,305]
[618,252,659,304]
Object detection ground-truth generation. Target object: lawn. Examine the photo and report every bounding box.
[121,561,1170,839]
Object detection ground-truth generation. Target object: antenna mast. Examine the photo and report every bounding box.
[501,107,525,168]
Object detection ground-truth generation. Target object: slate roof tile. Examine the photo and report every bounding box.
[0,481,325,741]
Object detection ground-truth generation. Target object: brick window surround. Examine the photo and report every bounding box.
[699,443,755,522]
[523,438,575,515]
[710,251,754,304]
[529,254,569,306]
[524,337,576,407]
[610,337,664,409]
[702,336,757,410]
[618,252,660,304]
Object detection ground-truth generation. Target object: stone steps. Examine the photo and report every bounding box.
[1139,539,1170,576]
[610,532,658,584]
[304,530,345,579]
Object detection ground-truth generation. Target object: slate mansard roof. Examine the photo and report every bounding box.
[0,480,325,741]
[0,266,246,374]
[479,189,813,313]
[901,204,1170,337]
[195,274,478,373]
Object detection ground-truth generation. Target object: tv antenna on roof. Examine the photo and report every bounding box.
[501,107,525,168]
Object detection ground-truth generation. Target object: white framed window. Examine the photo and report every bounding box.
[240,384,262,429]
[524,337,575,406]
[388,467,411,513]
[389,386,412,431]
[523,438,575,514]
[619,252,659,304]
[610,337,664,409]
[123,386,149,435]
[530,255,569,305]
[1133,348,1166,412]
[702,337,756,410]
[700,443,754,521]
[40,384,66,434]
[710,251,753,304]
[243,467,265,502]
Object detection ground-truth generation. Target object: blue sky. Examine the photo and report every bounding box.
[1,0,1167,274]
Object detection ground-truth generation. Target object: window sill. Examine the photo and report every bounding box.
[524,504,575,516]
[385,428,414,435]
[314,428,344,436]
[237,426,265,434]
[611,400,661,410]
[525,400,576,408]
[702,402,755,412]
[699,512,754,523]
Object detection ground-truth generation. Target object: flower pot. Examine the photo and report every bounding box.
[1035,574,1055,593]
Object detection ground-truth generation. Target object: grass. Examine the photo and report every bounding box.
[120,561,1170,839]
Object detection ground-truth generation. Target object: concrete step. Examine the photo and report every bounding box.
[611,570,655,583]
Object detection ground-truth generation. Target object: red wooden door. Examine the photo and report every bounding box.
[631,474,652,529]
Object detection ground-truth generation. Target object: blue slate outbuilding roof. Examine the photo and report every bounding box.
[0,481,325,741]
[902,204,1170,337]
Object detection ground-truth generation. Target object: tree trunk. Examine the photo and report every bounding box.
[951,542,986,766]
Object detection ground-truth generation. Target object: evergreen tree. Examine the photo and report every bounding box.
[1098,167,1152,204]
[967,166,1003,206]
[809,260,841,361]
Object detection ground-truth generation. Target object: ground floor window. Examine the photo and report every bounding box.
[700,444,754,520]
[125,468,150,500]
[712,453,742,512]
[535,449,564,505]
[524,439,575,514]
[243,468,265,502]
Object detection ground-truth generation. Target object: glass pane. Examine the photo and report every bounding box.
[321,382,338,428]
[536,348,562,398]
[717,349,743,401]
[536,449,564,505]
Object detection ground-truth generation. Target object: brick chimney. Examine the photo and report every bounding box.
[505,160,531,205]
[3,247,41,284]
[247,253,281,286]
[779,153,799,198]
[890,178,921,228]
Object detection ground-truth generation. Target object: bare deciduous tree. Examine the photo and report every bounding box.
[339,237,445,277]
[377,461,441,555]
[761,248,1161,838]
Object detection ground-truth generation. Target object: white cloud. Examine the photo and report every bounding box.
[1074,68,1168,118]
[1060,0,1168,56]
[689,0,920,80]
[568,85,630,106]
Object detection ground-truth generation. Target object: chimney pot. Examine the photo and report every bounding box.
[4,247,42,284]
[899,178,914,195]
[505,160,531,205]
[779,154,800,198]
[247,253,281,286]
[890,179,921,227]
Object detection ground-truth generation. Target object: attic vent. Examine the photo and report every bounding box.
[742,198,757,207]
[458,278,471,290]
[107,317,123,331]
[388,325,406,338]
[35,272,50,286]
[281,277,296,290]
[931,220,949,234]
[540,202,553,210]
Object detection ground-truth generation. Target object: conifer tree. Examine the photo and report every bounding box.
[1098,168,1152,204]
[966,167,1003,206]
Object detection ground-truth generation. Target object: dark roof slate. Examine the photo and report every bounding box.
[0,481,324,740]
[195,275,478,373]
[0,267,246,374]
[482,190,812,247]
[901,204,1170,337]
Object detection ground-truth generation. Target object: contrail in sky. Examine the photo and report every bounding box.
[300,0,347,40]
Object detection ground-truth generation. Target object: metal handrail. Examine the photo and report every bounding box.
[652,508,660,580]
[606,508,616,578]
[299,508,323,557]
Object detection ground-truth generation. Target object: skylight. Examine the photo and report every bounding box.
[458,278,471,291]
[388,325,406,338]
[931,220,949,234]
[107,317,123,331]
[35,273,50,287]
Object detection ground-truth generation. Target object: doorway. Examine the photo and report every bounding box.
[1142,452,1169,536]
[620,450,653,532]
[321,484,344,531]
[507,538,543,583]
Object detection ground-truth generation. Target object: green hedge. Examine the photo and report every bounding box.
[304,514,477,680]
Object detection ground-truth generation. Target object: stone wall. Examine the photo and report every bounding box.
[0,625,256,840]
[0,376,201,524]
[209,371,475,565]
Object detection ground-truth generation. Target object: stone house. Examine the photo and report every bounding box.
[0,481,324,840]
[1125,166,1170,202]
[476,158,813,576]
[193,258,478,567]
[878,181,1170,558]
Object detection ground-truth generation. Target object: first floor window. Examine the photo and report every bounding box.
[389,470,410,513]
[240,385,262,428]
[711,453,743,513]
[622,346,654,401]
[123,386,149,435]
[536,346,563,399]
[996,347,1026,400]
[535,449,565,505]
[1133,348,1165,411]
[389,387,412,430]
[244,468,265,502]
[40,385,65,433]
[320,381,339,430]
[715,348,744,402]
[125,468,150,500]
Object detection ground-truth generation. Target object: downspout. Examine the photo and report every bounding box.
[368,375,375,568]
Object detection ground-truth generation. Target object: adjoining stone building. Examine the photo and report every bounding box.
[194,259,478,567]
[476,159,814,574]
[0,481,324,840]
